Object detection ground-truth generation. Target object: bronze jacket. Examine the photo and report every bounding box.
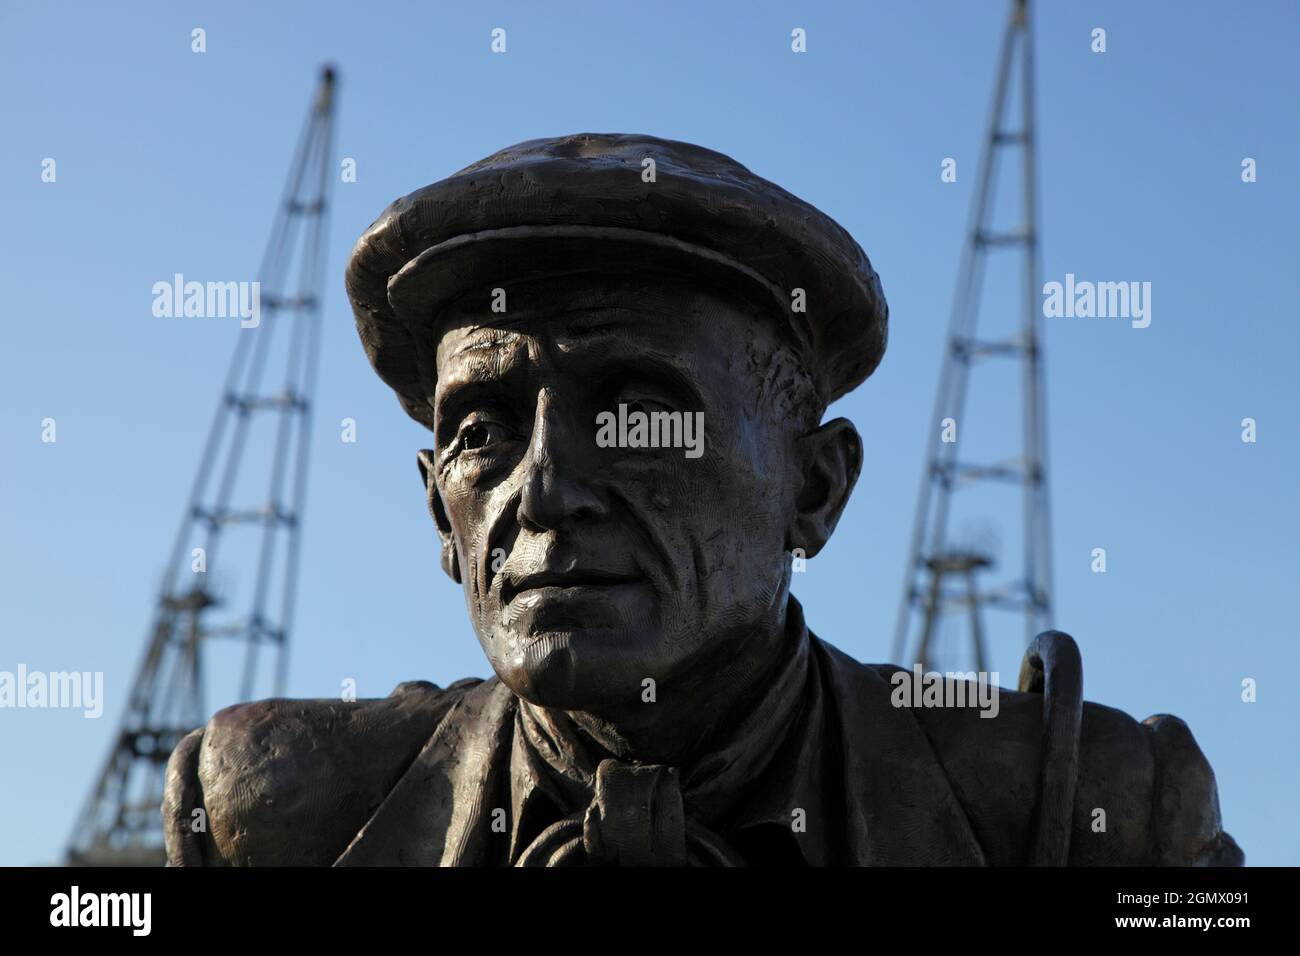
[163,609,1242,867]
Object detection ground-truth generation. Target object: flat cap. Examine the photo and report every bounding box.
[345,132,888,431]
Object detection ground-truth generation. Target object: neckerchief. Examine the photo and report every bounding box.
[507,599,830,865]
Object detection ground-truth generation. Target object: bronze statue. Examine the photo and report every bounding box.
[163,133,1242,866]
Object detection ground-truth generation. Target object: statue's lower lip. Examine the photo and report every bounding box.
[508,581,642,606]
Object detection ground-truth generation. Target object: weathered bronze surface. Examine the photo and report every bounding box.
[164,133,1242,866]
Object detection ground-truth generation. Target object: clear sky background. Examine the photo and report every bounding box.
[1,1,1296,866]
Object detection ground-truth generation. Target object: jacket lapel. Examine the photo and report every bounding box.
[336,642,987,866]
[334,678,516,866]
[816,639,987,865]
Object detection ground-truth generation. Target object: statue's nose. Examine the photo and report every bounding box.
[517,389,607,532]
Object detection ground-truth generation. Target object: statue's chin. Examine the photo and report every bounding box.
[480,625,659,713]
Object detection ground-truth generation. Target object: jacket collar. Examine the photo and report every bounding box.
[334,598,985,866]
[505,597,830,864]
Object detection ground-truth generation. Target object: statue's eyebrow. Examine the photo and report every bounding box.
[433,345,530,446]
[448,327,524,356]
[542,323,706,404]
[581,353,705,411]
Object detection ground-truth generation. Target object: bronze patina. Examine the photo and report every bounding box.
[164,134,1241,866]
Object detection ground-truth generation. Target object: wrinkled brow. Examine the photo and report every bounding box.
[445,326,527,357]
[434,318,707,428]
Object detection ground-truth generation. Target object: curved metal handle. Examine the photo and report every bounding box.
[1017,630,1083,866]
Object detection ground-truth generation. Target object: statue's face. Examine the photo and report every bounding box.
[426,277,817,711]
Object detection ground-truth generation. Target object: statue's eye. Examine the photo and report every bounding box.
[458,419,511,452]
[622,397,674,417]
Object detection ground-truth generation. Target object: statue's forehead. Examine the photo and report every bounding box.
[433,296,759,376]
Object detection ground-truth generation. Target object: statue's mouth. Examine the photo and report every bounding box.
[501,569,644,607]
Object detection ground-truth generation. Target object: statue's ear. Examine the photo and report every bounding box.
[788,418,862,559]
[417,449,461,584]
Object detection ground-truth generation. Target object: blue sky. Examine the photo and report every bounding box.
[1,0,1296,866]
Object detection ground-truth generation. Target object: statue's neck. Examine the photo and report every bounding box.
[559,598,804,768]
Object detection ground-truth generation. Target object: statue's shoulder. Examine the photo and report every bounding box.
[163,676,486,866]
[822,638,1241,866]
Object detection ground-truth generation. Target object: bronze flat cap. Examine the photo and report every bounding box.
[345,132,889,430]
